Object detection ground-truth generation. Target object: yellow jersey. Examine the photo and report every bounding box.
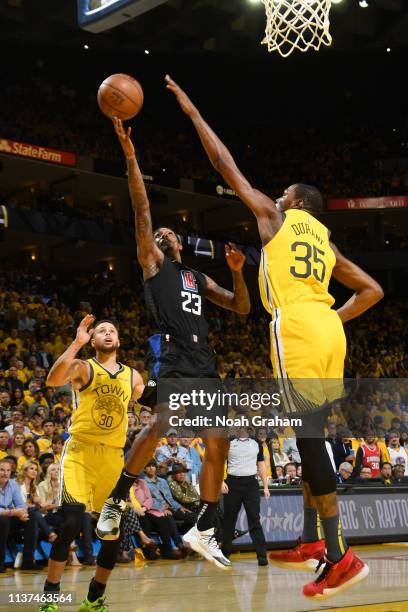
[69,358,133,448]
[259,209,336,315]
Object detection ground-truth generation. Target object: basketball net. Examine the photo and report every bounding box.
[261,0,332,58]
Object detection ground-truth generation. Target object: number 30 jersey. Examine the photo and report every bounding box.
[144,256,209,338]
[259,209,336,315]
[69,358,132,448]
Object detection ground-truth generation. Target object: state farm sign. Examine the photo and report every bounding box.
[0,138,76,167]
[329,196,408,210]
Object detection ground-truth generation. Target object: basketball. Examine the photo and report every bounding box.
[97,73,144,121]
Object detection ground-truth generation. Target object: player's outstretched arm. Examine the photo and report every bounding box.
[205,243,250,315]
[331,243,384,323]
[46,314,94,389]
[113,117,163,278]
[165,76,281,241]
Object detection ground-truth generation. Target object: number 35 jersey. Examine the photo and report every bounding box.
[259,209,336,315]
[69,358,132,448]
[144,256,209,338]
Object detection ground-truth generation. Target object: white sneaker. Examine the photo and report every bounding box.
[183,526,231,570]
[96,497,127,540]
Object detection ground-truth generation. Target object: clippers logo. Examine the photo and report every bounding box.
[181,270,198,293]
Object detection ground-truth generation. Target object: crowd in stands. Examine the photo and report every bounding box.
[0,267,407,570]
[1,65,408,203]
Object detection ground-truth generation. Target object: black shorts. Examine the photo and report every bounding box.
[140,333,217,409]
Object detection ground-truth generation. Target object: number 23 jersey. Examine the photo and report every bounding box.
[259,209,336,315]
[69,358,133,448]
[144,256,209,338]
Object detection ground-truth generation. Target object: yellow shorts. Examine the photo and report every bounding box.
[58,437,124,513]
[270,302,346,412]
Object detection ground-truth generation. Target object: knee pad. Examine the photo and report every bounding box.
[96,538,121,571]
[50,503,85,562]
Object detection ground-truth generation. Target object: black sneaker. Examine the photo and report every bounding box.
[233,529,248,540]
[258,556,268,566]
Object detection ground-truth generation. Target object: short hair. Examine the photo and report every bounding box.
[39,452,54,465]
[153,227,182,244]
[92,319,119,333]
[294,184,324,214]
[388,430,400,438]
[360,465,372,473]
[381,462,392,469]
[339,462,353,472]
[284,462,296,473]
[52,435,64,444]
[43,419,55,426]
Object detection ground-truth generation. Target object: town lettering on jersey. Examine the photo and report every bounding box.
[291,223,324,245]
[92,384,129,403]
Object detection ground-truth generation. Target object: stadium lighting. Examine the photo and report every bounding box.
[144,49,150,54]
[359,0,368,7]
[84,44,89,49]
[386,47,391,52]
[248,0,262,4]
[331,0,344,5]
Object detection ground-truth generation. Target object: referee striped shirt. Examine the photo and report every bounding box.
[227,438,264,477]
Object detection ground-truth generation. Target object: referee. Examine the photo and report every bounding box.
[221,427,270,565]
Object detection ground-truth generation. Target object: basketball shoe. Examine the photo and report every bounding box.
[303,547,369,599]
[183,525,231,570]
[78,596,109,611]
[268,538,326,571]
[96,497,127,540]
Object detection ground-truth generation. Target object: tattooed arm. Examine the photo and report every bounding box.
[205,244,250,315]
[113,117,163,280]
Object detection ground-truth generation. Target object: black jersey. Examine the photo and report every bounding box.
[144,256,209,339]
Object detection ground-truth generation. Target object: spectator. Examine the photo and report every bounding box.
[255,428,273,480]
[354,432,386,479]
[356,466,372,482]
[393,464,407,483]
[5,411,31,437]
[282,436,301,464]
[51,435,64,463]
[29,412,44,438]
[9,433,25,460]
[0,458,39,571]
[227,360,245,378]
[271,437,290,469]
[139,460,185,559]
[36,420,57,453]
[17,439,40,472]
[16,461,58,543]
[155,429,189,467]
[332,431,355,469]
[380,462,393,485]
[38,453,55,482]
[336,462,353,483]
[284,462,300,485]
[3,456,18,479]
[5,365,24,396]
[178,436,202,484]
[0,430,10,460]
[167,463,200,512]
[387,430,408,476]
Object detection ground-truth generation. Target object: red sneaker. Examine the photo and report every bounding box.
[268,538,326,571]
[303,547,369,600]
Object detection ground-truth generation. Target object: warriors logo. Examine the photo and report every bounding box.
[92,394,124,430]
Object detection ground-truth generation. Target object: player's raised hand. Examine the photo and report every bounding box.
[165,75,198,118]
[225,243,246,272]
[113,116,135,158]
[75,314,96,347]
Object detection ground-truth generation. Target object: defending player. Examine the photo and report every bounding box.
[96,117,250,569]
[166,75,384,598]
[39,315,143,612]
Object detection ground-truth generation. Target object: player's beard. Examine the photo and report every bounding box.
[97,341,119,354]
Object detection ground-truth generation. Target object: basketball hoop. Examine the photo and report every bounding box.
[261,0,332,58]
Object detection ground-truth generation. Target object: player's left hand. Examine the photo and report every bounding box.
[165,75,198,118]
[263,488,271,499]
[225,242,245,272]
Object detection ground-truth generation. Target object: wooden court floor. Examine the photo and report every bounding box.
[1,544,408,612]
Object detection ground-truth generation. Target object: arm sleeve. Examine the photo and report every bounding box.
[257,442,264,462]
